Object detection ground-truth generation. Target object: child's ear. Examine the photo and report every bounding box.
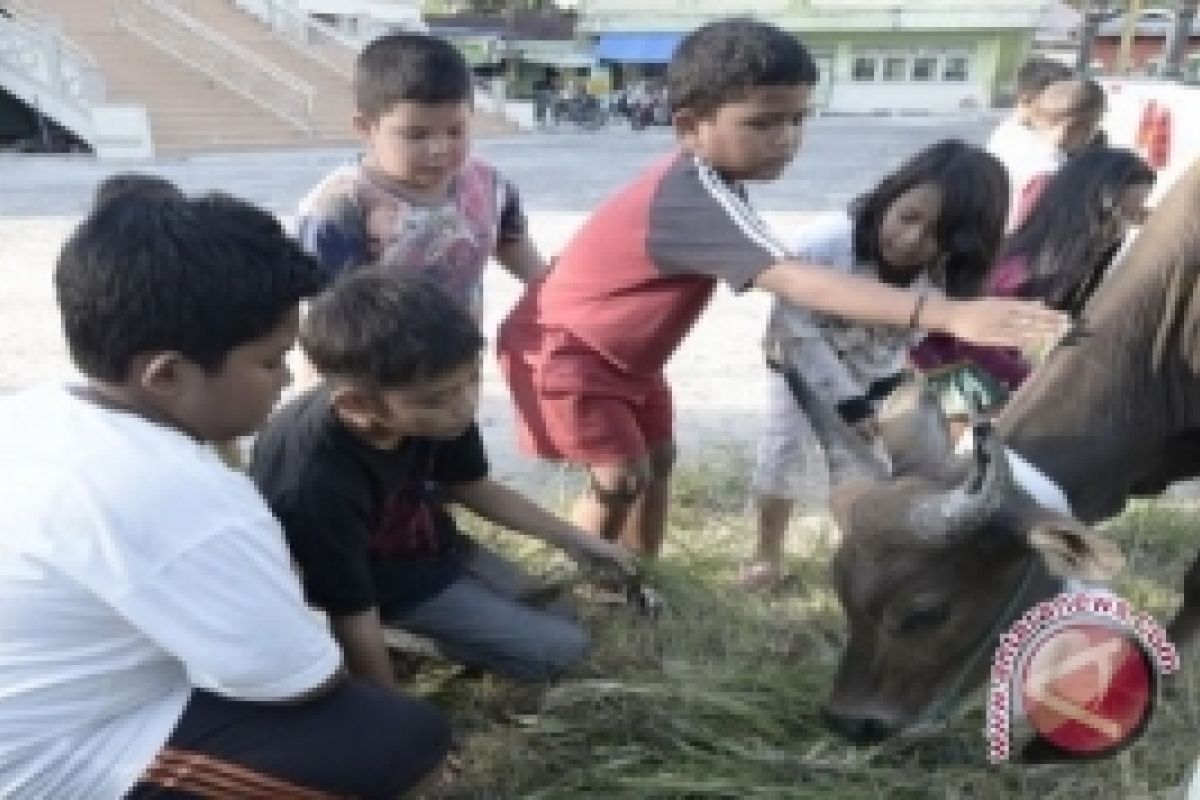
[135,352,188,399]
[352,113,375,139]
[330,384,380,429]
[672,107,701,141]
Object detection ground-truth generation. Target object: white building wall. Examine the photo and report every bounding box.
[826,81,988,113]
[824,42,990,114]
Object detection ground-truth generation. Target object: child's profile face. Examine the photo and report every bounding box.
[677,84,811,181]
[1101,180,1153,246]
[174,308,299,441]
[1039,109,1102,156]
[356,100,471,195]
[372,358,481,441]
[1027,80,1102,156]
[876,183,943,278]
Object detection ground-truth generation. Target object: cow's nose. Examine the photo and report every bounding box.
[822,707,895,744]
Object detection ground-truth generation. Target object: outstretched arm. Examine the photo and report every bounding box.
[448,479,636,578]
[754,262,1067,349]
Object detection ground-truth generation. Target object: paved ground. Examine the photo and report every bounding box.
[0,114,998,494]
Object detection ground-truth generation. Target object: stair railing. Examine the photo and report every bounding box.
[111,0,315,133]
[227,0,360,79]
[0,10,105,140]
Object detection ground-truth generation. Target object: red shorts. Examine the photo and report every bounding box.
[497,324,673,465]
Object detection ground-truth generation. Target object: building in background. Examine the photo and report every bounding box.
[297,0,426,39]
[1092,8,1200,76]
[1030,0,1082,66]
[577,0,1048,113]
[424,9,592,97]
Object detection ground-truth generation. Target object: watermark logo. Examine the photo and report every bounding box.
[986,591,1178,763]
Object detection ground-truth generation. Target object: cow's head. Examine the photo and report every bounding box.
[780,369,1124,743]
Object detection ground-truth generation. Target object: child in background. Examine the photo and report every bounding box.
[912,147,1155,417]
[992,76,1106,230]
[497,19,1065,563]
[743,140,1009,589]
[296,33,545,319]
[251,270,634,686]
[993,147,1154,317]
[0,183,449,799]
[987,57,1073,174]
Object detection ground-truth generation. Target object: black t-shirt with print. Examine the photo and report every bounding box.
[250,387,487,618]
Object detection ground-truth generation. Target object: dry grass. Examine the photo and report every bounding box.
[406,451,1200,799]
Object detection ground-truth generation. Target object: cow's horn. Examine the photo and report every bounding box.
[773,361,889,485]
[908,421,1015,539]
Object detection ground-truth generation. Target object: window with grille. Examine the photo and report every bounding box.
[852,56,877,81]
[943,56,970,82]
[912,56,938,81]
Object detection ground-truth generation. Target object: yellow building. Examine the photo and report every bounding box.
[578,0,1048,112]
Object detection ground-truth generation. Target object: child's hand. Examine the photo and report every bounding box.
[932,297,1069,349]
[565,532,638,581]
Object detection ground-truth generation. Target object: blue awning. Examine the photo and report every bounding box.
[594,33,682,64]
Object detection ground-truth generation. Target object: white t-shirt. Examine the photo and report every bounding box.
[986,116,1064,230]
[765,212,929,407]
[0,385,342,800]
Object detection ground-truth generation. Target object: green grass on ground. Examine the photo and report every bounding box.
[409,449,1200,799]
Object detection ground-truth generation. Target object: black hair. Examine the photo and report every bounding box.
[301,268,484,388]
[55,188,326,383]
[355,33,472,118]
[1034,77,1106,123]
[93,172,182,209]
[850,139,1009,298]
[1015,56,1073,101]
[667,18,818,116]
[1003,147,1154,316]
[1075,77,1107,117]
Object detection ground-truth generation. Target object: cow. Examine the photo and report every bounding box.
[787,156,1200,745]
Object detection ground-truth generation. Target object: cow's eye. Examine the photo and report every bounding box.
[896,603,951,635]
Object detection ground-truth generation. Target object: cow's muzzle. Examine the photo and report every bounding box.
[821,706,898,744]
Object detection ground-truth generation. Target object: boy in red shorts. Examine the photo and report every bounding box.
[498,19,1066,558]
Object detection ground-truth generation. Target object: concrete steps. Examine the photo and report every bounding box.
[17,0,515,153]
[20,0,321,151]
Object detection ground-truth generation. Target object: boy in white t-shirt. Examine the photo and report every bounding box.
[0,178,449,799]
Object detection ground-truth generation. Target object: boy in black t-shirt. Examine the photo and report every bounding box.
[251,269,634,685]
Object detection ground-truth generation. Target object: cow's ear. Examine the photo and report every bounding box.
[1025,514,1124,581]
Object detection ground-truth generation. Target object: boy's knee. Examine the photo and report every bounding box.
[588,459,652,505]
[394,698,453,773]
[546,621,590,675]
[355,689,453,794]
[509,619,589,681]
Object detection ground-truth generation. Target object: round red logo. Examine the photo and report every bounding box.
[1019,622,1154,757]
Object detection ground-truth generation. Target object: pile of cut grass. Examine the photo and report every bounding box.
[411,452,1200,799]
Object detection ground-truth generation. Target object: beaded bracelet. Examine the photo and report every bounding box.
[908,292,929,331]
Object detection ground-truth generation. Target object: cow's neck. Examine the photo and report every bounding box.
[995,173,1200,525]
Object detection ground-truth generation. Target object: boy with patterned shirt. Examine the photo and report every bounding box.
[296,32,544,321]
